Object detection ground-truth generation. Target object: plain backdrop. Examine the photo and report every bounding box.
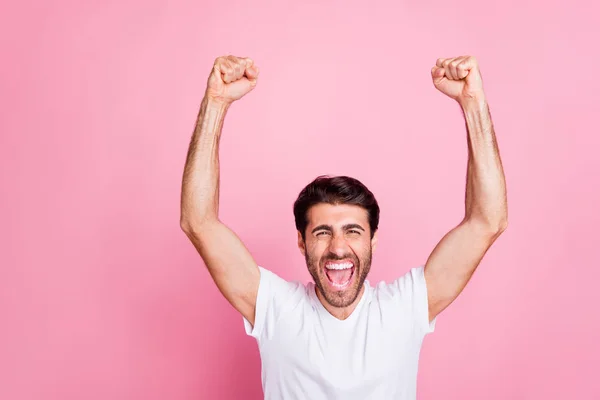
[1,0,599,399]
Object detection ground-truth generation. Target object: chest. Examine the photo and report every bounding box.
[261,300,417,393]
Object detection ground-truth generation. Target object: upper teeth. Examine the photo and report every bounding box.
[326,262,353,270]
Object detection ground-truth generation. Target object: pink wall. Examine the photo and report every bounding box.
[1,0,598,399]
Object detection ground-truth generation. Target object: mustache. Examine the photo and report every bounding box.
[321,253,358,263]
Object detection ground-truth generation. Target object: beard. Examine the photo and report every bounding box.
[305,246,372,308]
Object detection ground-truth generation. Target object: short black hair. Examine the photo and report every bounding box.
[293,175,380,240]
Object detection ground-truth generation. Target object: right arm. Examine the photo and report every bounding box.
[180,56,261,326]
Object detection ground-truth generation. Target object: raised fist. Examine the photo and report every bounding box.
[431,56,485,103]
[206,55,259,105]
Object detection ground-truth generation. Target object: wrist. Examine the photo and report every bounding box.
[203,95,232,111]
[195,95,231,135]
[459,94,487,112]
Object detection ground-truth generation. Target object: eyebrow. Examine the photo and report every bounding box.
[311,223,366,234]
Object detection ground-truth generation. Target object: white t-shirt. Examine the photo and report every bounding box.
[243,265,436,400]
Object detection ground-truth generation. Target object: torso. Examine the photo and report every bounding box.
[258,280,426,399]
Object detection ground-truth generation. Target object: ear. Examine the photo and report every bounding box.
[371,230,378,253]
[297,231,306,257]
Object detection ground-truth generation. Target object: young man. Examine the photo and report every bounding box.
[180,55,507,399]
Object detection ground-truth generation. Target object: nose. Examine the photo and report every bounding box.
[328,233,349,257]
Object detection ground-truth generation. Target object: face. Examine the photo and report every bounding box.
[298,203,378,309]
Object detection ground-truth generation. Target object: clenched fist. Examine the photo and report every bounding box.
[431,56,485,104]
[206,55,259,105]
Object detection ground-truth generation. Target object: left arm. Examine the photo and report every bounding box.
[424,56,508,322]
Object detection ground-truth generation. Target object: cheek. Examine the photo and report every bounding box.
[306,241,326,261]
[350,240,371,258]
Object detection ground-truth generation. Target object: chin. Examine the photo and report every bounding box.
[322,286,360,308]
[318,273,363,308]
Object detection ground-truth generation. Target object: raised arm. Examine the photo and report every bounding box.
[424,56,508,322]
[180,55,261,325]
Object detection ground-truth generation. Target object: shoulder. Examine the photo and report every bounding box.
[257,266,305,293]
[245,266,310,339]
[370,266,435,335]
[372,266,427,300]
[256,266,309,310]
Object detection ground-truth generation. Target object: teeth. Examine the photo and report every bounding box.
[325,262,353,270]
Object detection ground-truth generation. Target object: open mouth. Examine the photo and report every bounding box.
[324,261,355,290]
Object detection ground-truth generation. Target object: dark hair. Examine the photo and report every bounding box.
[293,175,380,240]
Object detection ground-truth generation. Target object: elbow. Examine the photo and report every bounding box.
[180,203,219,234]
[180,213,193,233]
[465,214,508,237]
[490,219,508,238]
[492,210,509,234]
[180,219,203,236]
[465,203,508,235]
[497,217,508,233]
[180,219,194,234]
[180,214,219,236]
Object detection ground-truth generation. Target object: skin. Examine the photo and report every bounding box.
[180,54,507,326]
[299,203,378,320]
[424,56,508,322]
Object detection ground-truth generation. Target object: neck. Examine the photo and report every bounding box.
[315,284,366,320]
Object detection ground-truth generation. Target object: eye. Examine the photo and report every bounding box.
[348,229,361,235]
[316,231,330,236]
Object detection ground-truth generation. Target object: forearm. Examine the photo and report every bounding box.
[461,97,508,230]
[180,96,230,230]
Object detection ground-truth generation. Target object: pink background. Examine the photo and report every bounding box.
[1,0,599,399]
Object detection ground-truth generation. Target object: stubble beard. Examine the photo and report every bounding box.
[305,245,372,308]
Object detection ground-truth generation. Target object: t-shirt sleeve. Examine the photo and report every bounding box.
[243,266,303,340]
[390,265,436,335]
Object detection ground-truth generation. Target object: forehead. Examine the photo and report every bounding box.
[306,203,369,227]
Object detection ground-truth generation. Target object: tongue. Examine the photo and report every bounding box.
[327,268,352,284]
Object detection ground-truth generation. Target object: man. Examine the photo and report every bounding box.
[180,54,507,399]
